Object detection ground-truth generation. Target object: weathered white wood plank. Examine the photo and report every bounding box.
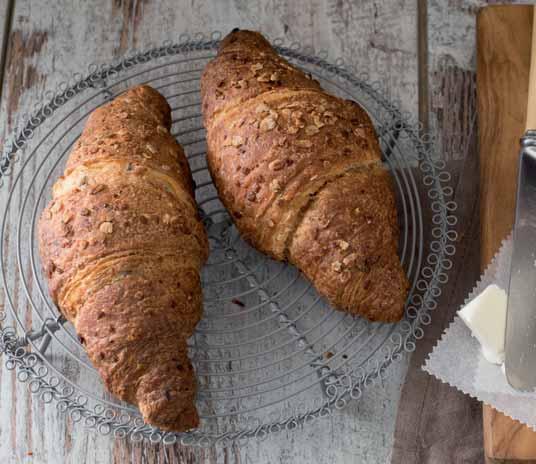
[0,1,419,463]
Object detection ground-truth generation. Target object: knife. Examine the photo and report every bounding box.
[506,132,536,390]
[505,9,536,391]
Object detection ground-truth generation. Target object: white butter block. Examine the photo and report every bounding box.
[458,284,507,365]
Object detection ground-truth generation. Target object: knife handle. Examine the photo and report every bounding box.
[526,7,536,131]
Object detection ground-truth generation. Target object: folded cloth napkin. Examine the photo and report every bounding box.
[423,234,536,430]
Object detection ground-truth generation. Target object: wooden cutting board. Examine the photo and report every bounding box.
[477,4,536,462]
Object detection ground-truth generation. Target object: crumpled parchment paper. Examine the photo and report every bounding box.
[423,234,536,430]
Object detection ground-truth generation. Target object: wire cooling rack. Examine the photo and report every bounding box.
[0,33,457,447]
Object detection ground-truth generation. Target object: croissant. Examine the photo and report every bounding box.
[38,85,208,431]
[201,30,408,322]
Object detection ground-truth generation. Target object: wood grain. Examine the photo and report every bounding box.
[479,4,533,266]
[477,4,536,463]
[527,8,536,132]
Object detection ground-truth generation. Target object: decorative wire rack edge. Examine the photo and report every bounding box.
[0,32,457,447]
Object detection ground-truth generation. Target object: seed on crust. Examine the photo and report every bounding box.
[305,125,320,136]
[51,202,63,214]
[268,159,285,171]
[313,113,325,128]
[353,127,367,138]
[270,179,282,193]
[260,116,277,132]
[295,139,313,148]
[62,213,74,224]
[255,103,270,114]
[146,143,157,154]
[343,253,358,266]
[251,63,264,72]
[339,270,351,283]
[231,135,244,147]
[91,184,106,195]
[336,240,349,251]
[99,221,113,234]
[257,73,271,82]
[157,125,167,135]
[162,213,176,225]
[332,261,342,272]
[286,126,300,135]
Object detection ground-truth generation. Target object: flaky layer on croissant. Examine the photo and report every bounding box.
[201,30,408,322]
[38,85,208,431]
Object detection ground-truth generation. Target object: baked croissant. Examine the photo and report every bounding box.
[38,85,208,431]
[201,30,408,322]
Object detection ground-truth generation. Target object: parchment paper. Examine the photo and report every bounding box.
[422,234,536,430]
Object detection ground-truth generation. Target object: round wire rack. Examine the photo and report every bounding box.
[0,33,457,447]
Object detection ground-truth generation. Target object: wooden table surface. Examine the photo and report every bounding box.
[0,0,514,463]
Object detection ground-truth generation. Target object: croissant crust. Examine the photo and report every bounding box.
[38,85,208,431]
[201,30,408,322]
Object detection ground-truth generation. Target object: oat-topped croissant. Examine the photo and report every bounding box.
[38,85,208,431]
[201,30,408,322]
